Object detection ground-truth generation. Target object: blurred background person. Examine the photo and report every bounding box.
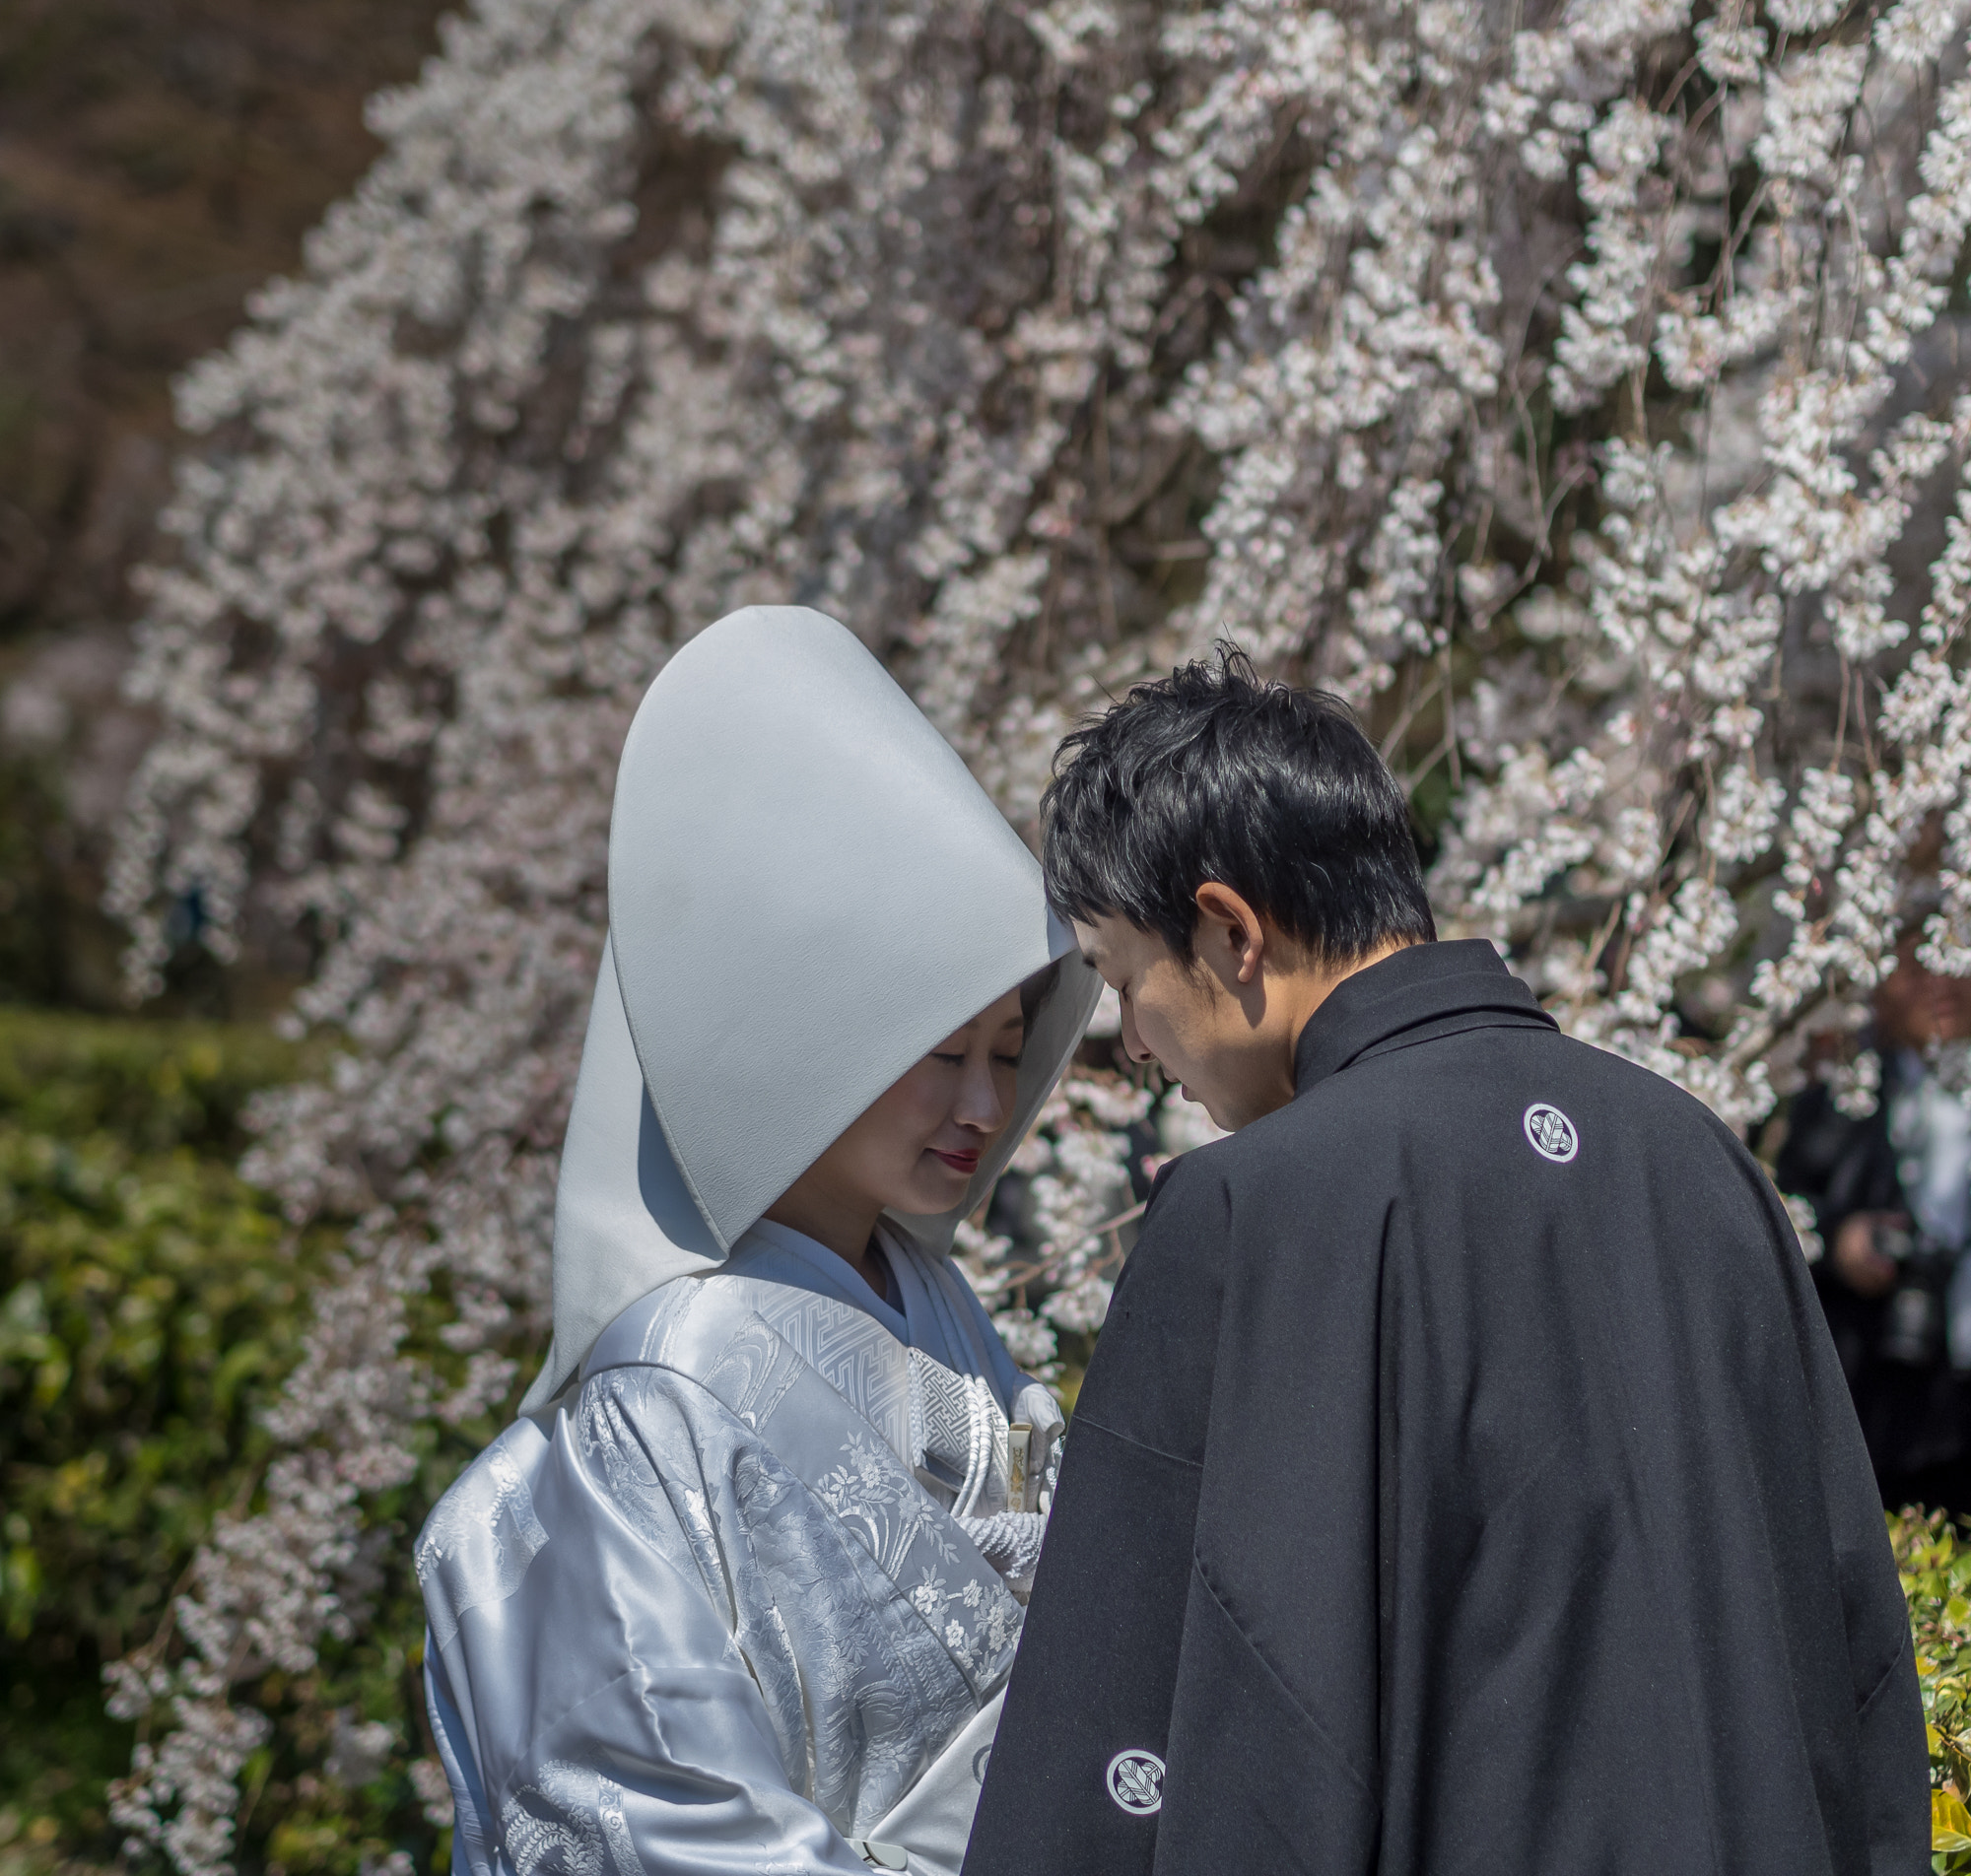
[1780,924,1971,1514]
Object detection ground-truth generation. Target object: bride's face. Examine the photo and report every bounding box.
[811,986,1027,1217]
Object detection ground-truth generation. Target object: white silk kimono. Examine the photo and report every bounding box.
[421,1226,1061,1875]
[416,608,1099,1876]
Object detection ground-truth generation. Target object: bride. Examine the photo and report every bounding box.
[415,606,1099,1876]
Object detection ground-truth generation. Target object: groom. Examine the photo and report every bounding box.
[964,650,1925,1875]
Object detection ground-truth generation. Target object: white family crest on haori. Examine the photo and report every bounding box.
[1523,1103,1580,1164]
[416,606,1100,1876]
[1105,1749,1167,1816]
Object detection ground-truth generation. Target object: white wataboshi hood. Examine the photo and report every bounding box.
[520,605,1101,1411]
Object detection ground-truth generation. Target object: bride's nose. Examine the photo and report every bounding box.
[952,1055,1009,1135]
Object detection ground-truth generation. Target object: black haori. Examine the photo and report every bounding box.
[966,939,1926,1876]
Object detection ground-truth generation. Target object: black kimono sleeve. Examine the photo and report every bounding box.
[963,1156,1226,1875]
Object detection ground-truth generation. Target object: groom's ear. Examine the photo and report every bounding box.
[1192,883,1267,988]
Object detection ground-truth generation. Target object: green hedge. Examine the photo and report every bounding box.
[0,1012,302,1869]
[2,1004,1967,1872]
[0,1010,462,1876]
[1893,1508,1971,1870]
[0,1008,303,1155]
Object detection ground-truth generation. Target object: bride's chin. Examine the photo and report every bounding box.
[903,1165,972,1209]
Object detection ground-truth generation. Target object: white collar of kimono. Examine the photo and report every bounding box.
[738,1216,909,1340]
[521,605,1100,1412]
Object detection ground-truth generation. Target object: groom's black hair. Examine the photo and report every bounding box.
[1041,644,1435,967]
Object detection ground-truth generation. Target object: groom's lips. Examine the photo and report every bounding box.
[931,1148,981,1173]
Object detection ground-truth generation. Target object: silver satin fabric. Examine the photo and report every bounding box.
[421,1229,1031,1876]
[733,1220,1029,1409]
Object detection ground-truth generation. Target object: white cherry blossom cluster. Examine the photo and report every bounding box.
[1430,0,1971,1132]
[102,0,1971,1863]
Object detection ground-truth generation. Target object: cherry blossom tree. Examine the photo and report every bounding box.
[102,0,1971,1862]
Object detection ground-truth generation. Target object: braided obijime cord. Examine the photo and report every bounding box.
[905,1349,1060,1596]
[953,1510,1049,1585]
[953,1374,995,1518]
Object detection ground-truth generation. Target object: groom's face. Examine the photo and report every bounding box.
[1072,910,1268,1131]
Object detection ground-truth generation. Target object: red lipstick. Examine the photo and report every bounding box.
[931,1148,981,1174]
